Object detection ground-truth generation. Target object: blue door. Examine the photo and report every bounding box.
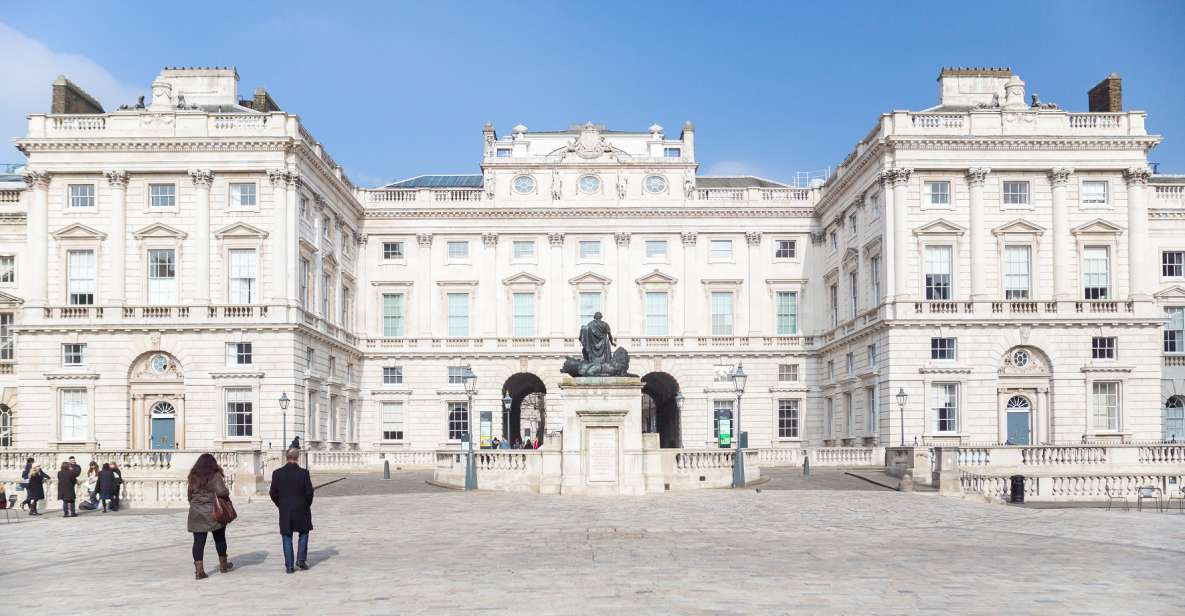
[151,418,175,449]
[1005,396,1032,445]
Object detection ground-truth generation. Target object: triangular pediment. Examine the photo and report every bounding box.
[842,247,860,263]
[1154,285,1185,300]
[992,219,1046,236]
[133,223,187,240]
[1072,219,1124,236]
[568,271,611,286]
[502,271,546,286]
[322,251,339,268]
[214,222,269,239]
[51,223,107,240]
[635,269,678,285]
[912,219,966,236]
[0,291,24,306]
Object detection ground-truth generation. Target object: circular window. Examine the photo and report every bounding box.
[1011,349,1030,368]
[512,175,536,195]
[578,175,601,194]
[644,175,667,194]
[149,354,170,374]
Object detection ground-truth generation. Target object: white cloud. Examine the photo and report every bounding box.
[700,159,767,178]
[0,22,142,158]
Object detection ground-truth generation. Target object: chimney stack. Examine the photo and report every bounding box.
[51,75,104,114]
[1088,73,1122,112]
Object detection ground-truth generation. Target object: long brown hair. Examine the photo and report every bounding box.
[187,453,223,488]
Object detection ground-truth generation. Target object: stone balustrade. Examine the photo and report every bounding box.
[0,190,21,204]
[1153,183,1184,207]
[364,187,812,205]
[891,110,1148,137]
[812,447,881,466]
[364,335,811,353]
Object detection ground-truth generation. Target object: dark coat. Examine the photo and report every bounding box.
[269,463,314,534]
[56,469,77,501]
[96,469,120,497]
[187,473,230,533]
[25,469,49,500]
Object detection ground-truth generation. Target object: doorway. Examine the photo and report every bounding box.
[1005,395,1031,445]
[150,401,177,449]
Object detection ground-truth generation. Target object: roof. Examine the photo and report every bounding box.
[1151,174,1185,184]
[695,176,789,189]
[382,174,483,189]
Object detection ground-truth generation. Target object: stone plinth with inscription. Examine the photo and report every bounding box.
[556,375,654,495]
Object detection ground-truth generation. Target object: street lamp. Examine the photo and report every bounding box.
[278,392,291,450]
[731,363,748,488]
[462,365,478,490]
[895,388,908,447]
[502,392,512,443]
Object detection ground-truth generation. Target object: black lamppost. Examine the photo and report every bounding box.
[502,392,512,444]
[462,365,478,490]
[731,363,748,488]
[278,392,291,450]
[895,388,908,447]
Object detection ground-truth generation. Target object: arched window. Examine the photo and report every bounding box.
[1006,396,1031,410]
[1165,396,1185,442]
[0,404,11,447]
[151,401,176,416]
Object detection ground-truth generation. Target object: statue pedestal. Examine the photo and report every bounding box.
[557,376,647,495]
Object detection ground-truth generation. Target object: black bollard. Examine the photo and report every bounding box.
[383,459,391,481]
[803,454,811,477]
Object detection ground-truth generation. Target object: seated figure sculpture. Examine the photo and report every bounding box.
[561,312,634,377]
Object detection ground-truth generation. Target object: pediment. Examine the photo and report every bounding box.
[214,222,269,239]
[51,223,107,240]
[912,219,966,236]
[568,271,611,286]
[322,251,339,269]
[1154,285,1185,300]
[635,269,678,286]
[502,272,546,286]
[133,223,187,240]
[842,247,860,263]
[1071,219,1124,236]
[992,219,1046,236]
[0,291,24,306]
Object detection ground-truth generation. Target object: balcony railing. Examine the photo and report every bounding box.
[1153,184,1185,207]
[0,190,21,204]
[893,110,1147,137]
[364,186,812,205]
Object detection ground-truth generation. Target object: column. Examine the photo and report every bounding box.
[189,170,213,304]
[285,175,300,305]
[891,168,912,299]
[1124,167,1153,300]
[680,232,698,335]
[23,171,50,306]
[966,168,990,301]
[745,232,762,335]
[481,233,498,336]
[104,170,129,305]
[547,233,564,336]
[1048,168,1074,300]
[416,233,432,336]
[614,232,631,335]
[268,170,290,304]
[356,235,368,335]
[879,171,896,299]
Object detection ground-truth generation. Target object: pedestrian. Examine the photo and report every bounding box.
[66,456,82,480]
[83,461,100,509]
[187,453,234,580]
[108,462,124,511]
[19,456,33,510]
[96,463,119,513]
[498,438,510,450]
[269,448,315,574]
[289,436,301,450]
[490,437,500,450]
[0,483,8,508]
[56,461,78,517]
[25,464,50,516]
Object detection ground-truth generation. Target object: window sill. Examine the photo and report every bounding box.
[773,438,802,444]
[144,207,180,214]
[226,207,261,214]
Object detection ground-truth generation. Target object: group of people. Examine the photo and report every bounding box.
[489,436,542,450]
[6,456,124,516]
[186,447,315,579]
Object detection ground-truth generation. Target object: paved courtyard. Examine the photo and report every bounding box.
[1,470,1182,615]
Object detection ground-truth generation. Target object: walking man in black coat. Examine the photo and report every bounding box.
[269,448,314,574]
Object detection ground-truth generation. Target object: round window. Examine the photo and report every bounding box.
[644,174,667,194]
[1012,349,1030,368]
[512,175,536,195]
[578,175,601,194]
[149,354,170,374]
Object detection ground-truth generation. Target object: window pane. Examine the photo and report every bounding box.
[1004,245,1031,299]
[925,246,952,300]
[1003,181,1029,205]
[710,292,733,335]
[775,240,796,259]
[147,249,177,304]
[930,383,958,432]
[644,292,668,336]
[1082,181,1108,204]
[69,184,95,208]
[778,399,800,438]
[512,292,535,336]
[448,401,469,440]
[1163,252,1184,278]
[61,388,89,440]
[1083,247,1110,299]
[512,241,535,260]
[0,313,13,360]
[225,387,253,437]
[447,241,469,259]
[578,241,602,259]
[383,293,405,336]
[710,240,733,260]
[227,249,256,304]
[230,183,256,206]
[383,242,404,260]
[382,402,404,440]
[925,181,950,205]
[1092,382,1119,430]
[447,293,469,336]
[578,292,602,328]
[149,184,176,207]
[775,291,798,334]
[68,250,96,305]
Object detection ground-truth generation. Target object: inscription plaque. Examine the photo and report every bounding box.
[586,427,619,483]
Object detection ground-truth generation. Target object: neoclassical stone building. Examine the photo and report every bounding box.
[1,66,1182,457]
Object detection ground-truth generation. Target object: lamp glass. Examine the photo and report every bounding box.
[896,388,908,407]
[462,366,477,394]
[674,391,685,410]
[731,363,748,394]
[279,392,290,410]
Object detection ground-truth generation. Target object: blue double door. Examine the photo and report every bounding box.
[151,417,176,449]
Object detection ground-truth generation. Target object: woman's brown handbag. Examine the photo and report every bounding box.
[212,494,237,525]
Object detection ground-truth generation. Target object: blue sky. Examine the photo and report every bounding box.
[3,1,1183,186]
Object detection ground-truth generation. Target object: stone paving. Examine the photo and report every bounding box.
[1,470,1182,615]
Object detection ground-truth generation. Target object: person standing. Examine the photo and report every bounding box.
[269,448,314,574]
[56,462,78,517]
[84,461,100,509]
[108,462,124,511]
[187,453,234,580]
[18,456,33,510]
[96,463,119,513]
[25,464,50,516]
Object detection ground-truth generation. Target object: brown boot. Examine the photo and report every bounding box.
[194,560,208,580]
[218,555,234,573]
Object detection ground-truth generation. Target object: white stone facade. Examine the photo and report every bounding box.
[1,66,1182,457]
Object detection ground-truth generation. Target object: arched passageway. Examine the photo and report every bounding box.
[502,372,547,446]
[642,372,682,448]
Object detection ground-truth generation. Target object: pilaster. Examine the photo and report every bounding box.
[890,168,912,300]
[189,169,213,305]
[267,169,290,304]
[416,233,433,336]
[104,170,129,305]
[1123,167,1153,301]
[614,232,630,335]
[481,233,498,336]
[746,231,762,335]
[1048,168,1074,301]
[966,167,990,301]
[548,233,565,336]
[681,232,698,336]
[23,170,51,306]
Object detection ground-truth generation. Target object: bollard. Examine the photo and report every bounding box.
[383,459,391,481]
[802,453,811,477]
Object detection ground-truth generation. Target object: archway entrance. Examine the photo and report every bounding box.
[128,351,185,449]
[1165,396,1184,442]
[641,372,682,448]
[998,346,1051,445]
[1004,395,1032,445]
[502,373,547,446]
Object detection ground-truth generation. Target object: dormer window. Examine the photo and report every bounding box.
[496,148,512,158]
[663,147,681,158]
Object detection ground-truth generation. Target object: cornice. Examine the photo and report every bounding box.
[884,135,1162,152]
[16,137,292,154]
[363,206,816,220]
[44,372,101,380]
[209,371,266,379]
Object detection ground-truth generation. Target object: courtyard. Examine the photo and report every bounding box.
[1,470,1181,615]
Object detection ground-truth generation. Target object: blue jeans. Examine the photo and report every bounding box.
[281,532,309,569]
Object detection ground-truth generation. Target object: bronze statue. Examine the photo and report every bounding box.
[561,312,633,377]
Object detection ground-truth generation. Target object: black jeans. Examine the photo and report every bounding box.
[61,499,76,515]
[192,528,228,562]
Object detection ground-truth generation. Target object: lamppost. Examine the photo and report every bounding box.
[895,388,908,447]
[278,392,291,450]
[462,365,478,490]
[502,392,512,444]
[731,363,748,488]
